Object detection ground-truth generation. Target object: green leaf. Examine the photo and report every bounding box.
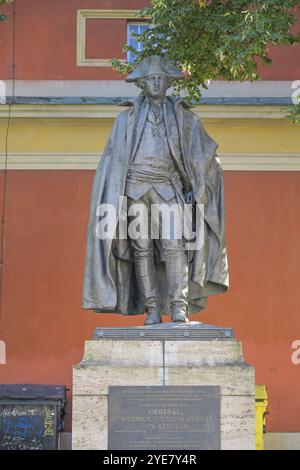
[110,0,300,111]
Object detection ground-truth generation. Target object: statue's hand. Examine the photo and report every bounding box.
[185,191,195,204]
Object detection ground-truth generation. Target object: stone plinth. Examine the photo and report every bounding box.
[72,322,255,450]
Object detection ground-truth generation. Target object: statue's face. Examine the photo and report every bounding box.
[140,74,171,99]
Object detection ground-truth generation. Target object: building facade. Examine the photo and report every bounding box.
[0,0,300,448]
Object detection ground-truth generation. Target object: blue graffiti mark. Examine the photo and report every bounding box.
[0,405,58,449]
[1,414,44,439]
[2,417,10,434]
[14,416,44,438]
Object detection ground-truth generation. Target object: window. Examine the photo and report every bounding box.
[127,23,149,62]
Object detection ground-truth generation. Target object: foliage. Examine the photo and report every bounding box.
[0,0,12,22]
[285,99,300,123]
[111,0,300,119]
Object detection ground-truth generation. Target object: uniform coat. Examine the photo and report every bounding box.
[82,95,229,315]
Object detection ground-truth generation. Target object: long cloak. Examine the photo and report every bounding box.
[82,95,229,315]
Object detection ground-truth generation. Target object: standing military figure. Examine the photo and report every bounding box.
[83,56,228,325]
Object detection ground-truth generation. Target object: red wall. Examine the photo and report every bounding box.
[0,0,299,81]
[0,170,300,432]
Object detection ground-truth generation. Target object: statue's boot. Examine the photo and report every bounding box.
[165,249,189,324]
[144,309,162,325]
[171,308,189,324]
[132,248,162,326]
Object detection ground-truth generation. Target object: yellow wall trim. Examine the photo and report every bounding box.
[1,153,300,171]
[0,104,290,122]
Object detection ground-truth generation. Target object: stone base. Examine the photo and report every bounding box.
[72,322,255,450]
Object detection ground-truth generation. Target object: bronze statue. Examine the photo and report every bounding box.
[82,56,228,325]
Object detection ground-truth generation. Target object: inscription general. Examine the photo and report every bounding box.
[108,386,220,450]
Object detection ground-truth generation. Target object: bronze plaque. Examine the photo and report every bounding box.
[108,386,220,450]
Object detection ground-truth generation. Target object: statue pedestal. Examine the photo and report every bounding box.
[72,322,255,450]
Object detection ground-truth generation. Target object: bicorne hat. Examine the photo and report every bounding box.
[126,55,185,82]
